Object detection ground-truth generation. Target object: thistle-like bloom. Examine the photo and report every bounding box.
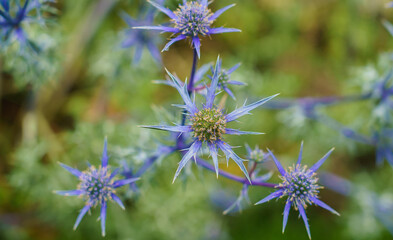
[135,0,240,58]
[205,59,244,100]
[255,142,339,239]
[0,0,46,50]
[55,139,139,237]
[143,56,278,182]
[120,2,163,65]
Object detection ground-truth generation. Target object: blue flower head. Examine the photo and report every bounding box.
[255,142,339,239]
[55,139,139,237]
[135,0,240,58]
[0,0,48,51]
[206,59,244,100]
[143,56,278,183]
[120,1,164,65]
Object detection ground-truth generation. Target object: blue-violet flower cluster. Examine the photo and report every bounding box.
[255,142,339,239]
[143,56,278,182]
[135,0,240,58]
[55,139,139,236]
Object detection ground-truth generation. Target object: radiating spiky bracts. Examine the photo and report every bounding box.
[134,0,240,58]
[208,58,244,100]
[55,138,139,237]
[190,108,226,143]
[255,142,339,239]
[0,0,49,52]
[142,56,278,182]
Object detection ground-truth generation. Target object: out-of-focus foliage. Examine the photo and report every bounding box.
[1,0,393,239]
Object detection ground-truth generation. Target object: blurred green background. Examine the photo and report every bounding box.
[1,0,393,239]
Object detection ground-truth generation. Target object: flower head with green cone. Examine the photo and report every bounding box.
[134,0,240,58]
[142,56,278,183]
[55,139,139,237]
[255,142,339,239]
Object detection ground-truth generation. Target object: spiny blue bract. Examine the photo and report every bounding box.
[55,139,139,237]
[141,56,278,183]
[255,142,339,239]
[134,0,240,58]
[0,0,49,51]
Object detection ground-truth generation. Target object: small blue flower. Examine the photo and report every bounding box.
[206,58,243,100]
[135,0,240,58]
[142,56,278,182]
[120,1,163,65]
[55,139,139,237]
[255,142,339,239]
[0,0,46,51]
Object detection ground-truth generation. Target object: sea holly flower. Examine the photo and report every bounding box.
[255,142,339,239]
[0,0,47,51]
[120,1,163,65]
[245,144,267,163]
[134,0,240,58]
[205,58,244,100]
[55,139,139,237]
[142,56,278,182]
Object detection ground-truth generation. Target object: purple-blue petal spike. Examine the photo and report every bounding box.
[100,201,107,237]
[113,177,140,188]
[209,4,235,21]
[140,125,192,133]
[205,55,221,108]
[192,37,201,59]
[165,68,198,114]
[225,128,263,135]
[208,27,241,35]
[217,141,251,183]
[298,204,311,239]
[296,141,304,166]
[59,162,82,178]
[225,94,279,122]
[255,190,284,205]
[55,190,83,196]
[162,35,186,52]
[282,200,291,233]
[102,138,108,168]
[133,25,178,32]
[173,141,202,183]
[312,197,340,216]
[111,193,125,210]
[310,148,334,172]
[267,149,286,176]
[147,0,177,19]
[73,205,91,230]
[227,63,241,74]
[208,143,219,178]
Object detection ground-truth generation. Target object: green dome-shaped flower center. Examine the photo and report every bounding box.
[190,108,226,143]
